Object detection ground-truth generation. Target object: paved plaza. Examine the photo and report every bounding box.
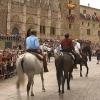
[0,57,100,100]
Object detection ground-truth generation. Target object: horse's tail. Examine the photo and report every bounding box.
[56,56,63,86]
[60,71,63,86]
[16,54,25,86]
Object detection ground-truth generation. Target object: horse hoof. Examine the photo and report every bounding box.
[59,93,63,99]
[31,93,34,96]
[70,76,73,79]
[85,75,88,77]
[62,90,64,94]
[42,88,45,92]
[80,75,83,77]
[67,87,70,90]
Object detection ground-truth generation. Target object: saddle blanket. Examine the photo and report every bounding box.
[30,52,43,61]
[60,52,75,60]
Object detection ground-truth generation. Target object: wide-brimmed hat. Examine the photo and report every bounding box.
[30,29,37,35]
[75,39,78,41]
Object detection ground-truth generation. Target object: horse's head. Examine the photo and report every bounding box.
[40,45,45,55]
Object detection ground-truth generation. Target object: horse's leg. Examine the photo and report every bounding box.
[80,64,83,77]
[89,52,91,61]
[16,78,20,89]
[47,55,50,62]
[85,62,89,77]
[49,56,51,62]
[62,73,65,93]
[48,55,50,62]
[70,68,73,79]
[68,71,72,88]
[40,72,45,91]
[31,76,34,96]
[27,78,32,97]
[56,71,61,94]
[66,72,70,90]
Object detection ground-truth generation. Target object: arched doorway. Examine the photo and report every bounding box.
[12,27,19,36]
[26,29,31,38]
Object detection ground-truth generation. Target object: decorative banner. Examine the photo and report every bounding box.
[68,14,75,22]
[97,16,100,21]
[67,3,75,9]
[80,13,91,20]
[92,15,98,20]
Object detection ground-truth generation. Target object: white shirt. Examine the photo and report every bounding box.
[57,45,62,51]
[47,47,51,51]
[75,42,80,53]
[44,46,48,51]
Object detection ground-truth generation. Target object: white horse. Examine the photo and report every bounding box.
[16,45,45,98]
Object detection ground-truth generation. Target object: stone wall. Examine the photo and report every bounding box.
[0,0,80,49]
[7,0,80,40]
[0,1,8,34]
[80,5,100,43]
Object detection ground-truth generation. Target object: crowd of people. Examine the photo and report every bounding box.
[0,48,24,80]
[0,33,24,42]
[0,29,100,80]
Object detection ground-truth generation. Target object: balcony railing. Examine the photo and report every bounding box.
[80,13,91,20]
[0,35,24,42]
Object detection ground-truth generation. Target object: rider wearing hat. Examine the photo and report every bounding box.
[61,33,77,68]
[26,29,49,72]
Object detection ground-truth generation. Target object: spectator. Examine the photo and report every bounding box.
[96,47,100,64]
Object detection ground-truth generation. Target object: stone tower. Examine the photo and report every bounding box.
[0,0,8,34]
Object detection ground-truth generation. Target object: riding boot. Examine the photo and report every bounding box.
[44,65,49,72]
[43,56,49,72]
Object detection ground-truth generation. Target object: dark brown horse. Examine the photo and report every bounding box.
[79,40,91,61]
[75,53,89,77]
[55,52,74,95]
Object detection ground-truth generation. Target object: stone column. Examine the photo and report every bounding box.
[7,0,11,34]
[46,9,51,39]
[22,2,27,38]
[37,6,40,38]
[56,11,61,39]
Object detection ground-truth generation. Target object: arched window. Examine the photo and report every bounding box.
[12,27,19,36]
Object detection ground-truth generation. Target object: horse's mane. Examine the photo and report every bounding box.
[40,45,44,55]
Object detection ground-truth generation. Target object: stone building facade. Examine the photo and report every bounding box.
[0,0,8,34]
[80,5,100,43]
[0,0,80,49]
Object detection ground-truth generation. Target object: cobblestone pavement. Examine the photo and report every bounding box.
[0,57,100,100]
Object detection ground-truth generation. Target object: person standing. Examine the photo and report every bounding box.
[96,47,100,64]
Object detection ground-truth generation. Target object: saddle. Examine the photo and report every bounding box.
[28,52,43,61]
[60,52,75,64]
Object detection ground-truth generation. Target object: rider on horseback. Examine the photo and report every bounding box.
[26,29,49,72]
[74,39,85,61]
[61,33,77,68]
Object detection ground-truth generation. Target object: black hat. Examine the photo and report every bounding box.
[65,33,69,38]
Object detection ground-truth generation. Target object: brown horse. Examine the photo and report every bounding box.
[75,53,89,77]
[55,52,74,95]
[79,40,91,61]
